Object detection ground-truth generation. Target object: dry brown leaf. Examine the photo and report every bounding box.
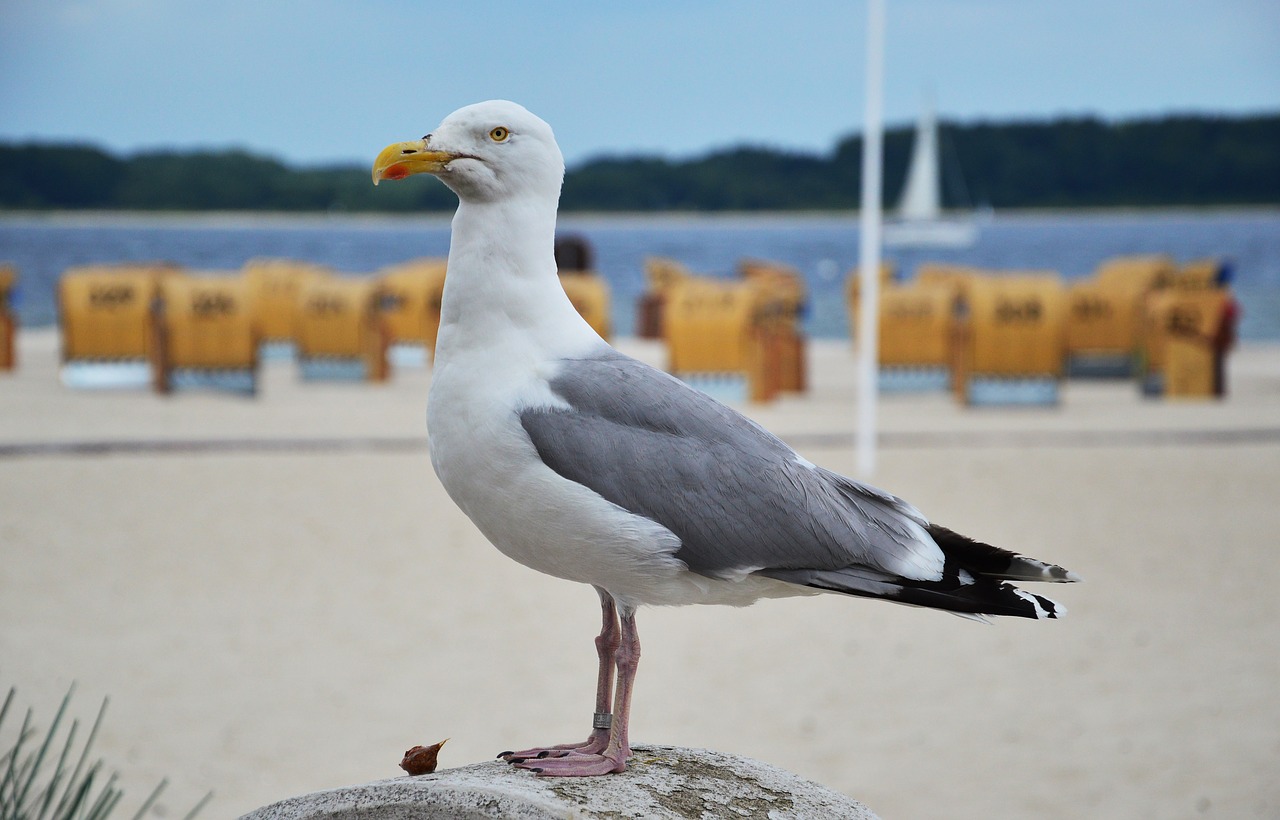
[399,738,448,775]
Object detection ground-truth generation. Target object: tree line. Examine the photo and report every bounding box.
[1,113,1276,213]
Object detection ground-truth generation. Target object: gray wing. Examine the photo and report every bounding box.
[519,351,944,582]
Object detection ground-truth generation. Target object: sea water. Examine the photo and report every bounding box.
[1,209,1277,340]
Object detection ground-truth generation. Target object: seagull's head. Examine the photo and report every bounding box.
[372,100,564,204]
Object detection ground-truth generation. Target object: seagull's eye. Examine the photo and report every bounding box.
[489,127,510,143]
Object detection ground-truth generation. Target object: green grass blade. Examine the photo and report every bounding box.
[33,718,80,820]
[2,711,38,818]
[51,698,106,820]
[81,772,120,820]
[1,687,200,820]
[179,791,213,820]
[55,774,94,820]
[126,778,165,820]
[0,689,15,737]
[12,688,74,817]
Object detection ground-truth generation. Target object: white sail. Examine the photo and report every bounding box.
[884,97,979,248]
[897,103,941,221]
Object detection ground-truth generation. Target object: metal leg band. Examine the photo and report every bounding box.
[592,711,613,730]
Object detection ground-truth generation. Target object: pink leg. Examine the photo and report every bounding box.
[513,605,639,776]
[500,589,620,762]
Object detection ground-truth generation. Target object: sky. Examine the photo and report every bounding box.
[1,0,1277,169]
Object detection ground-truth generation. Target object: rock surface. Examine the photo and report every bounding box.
[240,744,879,819]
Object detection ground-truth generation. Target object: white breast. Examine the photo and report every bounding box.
[427,341,696,603]
[423,199,802,609]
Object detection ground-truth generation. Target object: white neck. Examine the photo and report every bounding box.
[434,195,603,367]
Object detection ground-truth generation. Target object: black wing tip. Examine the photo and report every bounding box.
[890,580,1067,621]
[927,523,1080,584]
[777,571,1068,621]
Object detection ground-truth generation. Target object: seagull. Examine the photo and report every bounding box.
[372,100,1079,777]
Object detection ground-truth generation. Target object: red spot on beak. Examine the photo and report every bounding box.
[384,164,410,181]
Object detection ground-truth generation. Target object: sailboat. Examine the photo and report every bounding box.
[883,101,979,248]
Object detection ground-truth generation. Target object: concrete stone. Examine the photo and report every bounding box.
[240,744,879,819]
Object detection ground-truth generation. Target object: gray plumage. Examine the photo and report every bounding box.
[520,350,1076,619]
[521,350,936,577]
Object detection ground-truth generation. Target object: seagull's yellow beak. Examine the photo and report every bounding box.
[371,139,456,185]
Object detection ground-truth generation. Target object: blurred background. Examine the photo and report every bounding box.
[2,2,1279,819]
[1,0,1278,340]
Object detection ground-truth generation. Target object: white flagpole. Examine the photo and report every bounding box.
[856,0,886,477]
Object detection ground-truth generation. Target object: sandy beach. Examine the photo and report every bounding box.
[2,328,1278,819]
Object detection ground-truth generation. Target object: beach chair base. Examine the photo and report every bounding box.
[299,357,371,382]
[967,376,1060,407]
[60,360,152,390]
[169,368,257,396]
[879,366,950,393]
[1066,353,1136,379]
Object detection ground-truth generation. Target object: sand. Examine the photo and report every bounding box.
[2,328,1278,819]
